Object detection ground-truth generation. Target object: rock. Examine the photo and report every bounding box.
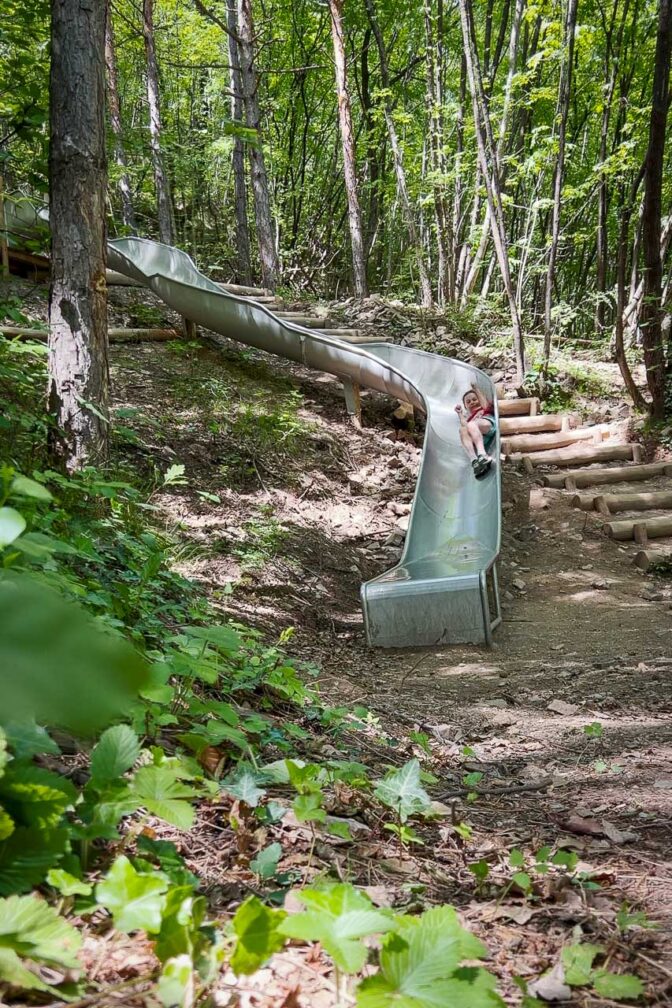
[547,699,579,716]
[384,531,406,547]
[395,515,410,530]
[512,578,526,591]
[485,710,518,728]
[481,698,509,709]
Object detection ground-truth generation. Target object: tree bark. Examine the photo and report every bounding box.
[143,0,175,245]
[329,0,368,297]
[48,0,109,472]
[104,8,136,232]
[423,0,453,304]
[226,1,252,284]
[237,0,279,290]
[641,0,672,418]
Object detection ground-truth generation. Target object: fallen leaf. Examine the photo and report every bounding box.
[528,961,572,1002]
[653,778,672,790]
[484,904,535,924]
[364,885,395,907]
[547,699,579,716]
[379,857,417,875]
[560,814,605,836]
[602,822,638,844]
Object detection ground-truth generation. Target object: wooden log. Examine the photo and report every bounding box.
[220,281,270,297]
[633,547,672,571]
[540,461,671,489]
[570,493,600,511]
[502,426,602,455]
[594,490,672,514]
[499,414,567,436]
[498,397,540,417]
[604,516,672,542]
[515,443,640,469]
[183,317,197,340]
[495,384,507,399]
[1,326,180,342]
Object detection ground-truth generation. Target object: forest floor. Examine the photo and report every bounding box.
[102,290,672,1007]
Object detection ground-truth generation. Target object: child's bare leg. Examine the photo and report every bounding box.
[467,420,488,457]
[459,426,477,459]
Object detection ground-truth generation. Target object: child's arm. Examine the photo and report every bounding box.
[470,381,492,411]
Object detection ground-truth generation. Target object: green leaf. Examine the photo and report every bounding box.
[511,872,532,892]
[0,764,76,829]
[130,764,197,830]
[250,842,282,880]
[374,760,431,823]
[293,792,326,823]
[231,896,286,975]
[163,464,187,485]
[509,849,525,867]
[10,475,52,502]
[0,507,26,546]
[561,943,603,986]
[592,971,645,1001]
[183,624,242,652]
[0,826,69,895]
[279,883,395,973]
[158,953,194,1008]
[47,868,92,897]
[3,720,59,759]
[90,725,141,783]
[95,855,168,933]
[222,768,266,808]
[0,728,7,778]
[0,893,81,969]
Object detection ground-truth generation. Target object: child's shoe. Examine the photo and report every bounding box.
[473,455,492,480]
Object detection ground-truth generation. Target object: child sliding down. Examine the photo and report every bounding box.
[455,381,496,479]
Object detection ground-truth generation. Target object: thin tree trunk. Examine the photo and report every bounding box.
[614,177,648,410]
[363,0,432,306]
[459,0,526,381]
[329,0,368,297]
[48,0,109,472]
[423,0,453,304]
[143,0,174,245]
[226,1,252,284]
[237,0,279,289]
[542,0,578,368]
[640,0,672,418]
[104,8,136,231]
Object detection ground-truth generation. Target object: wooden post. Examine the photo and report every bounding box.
[0,176,9,280]
[498,397,540,417]
[183,316,197,340]
[343,378,362,427]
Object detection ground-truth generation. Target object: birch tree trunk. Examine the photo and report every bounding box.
[143,0,174,245]
[48,0,109,472]
[227,0,252,284]
[640,0,672,418]
[329,0,368,298]
[105,9,135,232]
[542,0,578,368]
[237,0,279,290]
[423,0,453,304]
[459,0,526,382]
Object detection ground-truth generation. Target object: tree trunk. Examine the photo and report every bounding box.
[458,0,526,381]
[329,0,368,297]
[143,0,174,245]
[542,0,578,368]
[423,0,453,304]
[614,177,648,410]
[641,0,672,418]
[104,8,136,232]
[237,0,279,290]
[363,0,432,306]
[226,1,252,284]
[48,0,109,472]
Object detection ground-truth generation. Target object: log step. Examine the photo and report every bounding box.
[221,282,270,297]
[540,461,671,489]
[515,443,642,470]
[499,414,570,436]
[276,314,335,328]
[605,516,672,543]
[498,397,540,417]
[572,489,672,514]
[502,426,602,456]
[633,547,672,571]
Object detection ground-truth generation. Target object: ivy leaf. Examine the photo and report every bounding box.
[221,768,266,808]
[90,724,141,783]
[561,943,603,985]
[47,869,92,897]
[293,792,326,823]
[250,842,282,880]
[374,760,432,823]
[279,883,395,973]
[157,953,194,1008]
[230,896,286,975]
[95,855,168,933]
[592,971,645,1001]
[130,764,197,830]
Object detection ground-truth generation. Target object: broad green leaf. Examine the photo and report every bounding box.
[95,855,168,933]
[90,724,141,783]
[221,768,266,808]
[183,624,242,652]
[3,720,59,759]
[562,943,603,985]
[0,808,14,842]
[509,849,525,867]
[357,964,504,1008]
[374,760,432,823]
[0,764,76,828]
[0,507,26,546]
[250,842,282,880]
[10,475,52,502]
[130,765,196,830]
[47,869,92,897]
[158,953,194,1008]
[230,896,286,975]
[0,893,81,969]
[0,826,69,895]
[163,464,187,485]
[260,758,306,784]
[592,971,645,1001]
[279,883,395,973]
[293,792,326,823]
[0,945,50,992]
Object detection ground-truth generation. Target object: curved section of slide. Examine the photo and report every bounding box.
[107,238,501,647]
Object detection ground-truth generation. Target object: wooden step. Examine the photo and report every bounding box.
[498,397,540,417]
[276,314,334,328]
[502,426,602,456]
[515,443,642,470]
[605,515,672,543]
[633,546,672,570]
[540,461,671,489]
[499,414,569,436]
[220,282,270,297]
[572,490,672,514]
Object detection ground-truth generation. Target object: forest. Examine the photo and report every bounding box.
[1,0,672,1006]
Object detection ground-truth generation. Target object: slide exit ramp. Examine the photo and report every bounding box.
[106,238,502,647]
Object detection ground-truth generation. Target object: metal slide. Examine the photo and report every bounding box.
[106,238,502,647]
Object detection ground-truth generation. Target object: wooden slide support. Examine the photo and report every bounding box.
[499,414,570,436]
[540,461,672,489]
[571,489,672,515]
[498,397,539,417]
[516,443,642,472]
[1,326,180,342]
[502,426,602,456]
[633,547,672,571]
[604,516,672,543]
